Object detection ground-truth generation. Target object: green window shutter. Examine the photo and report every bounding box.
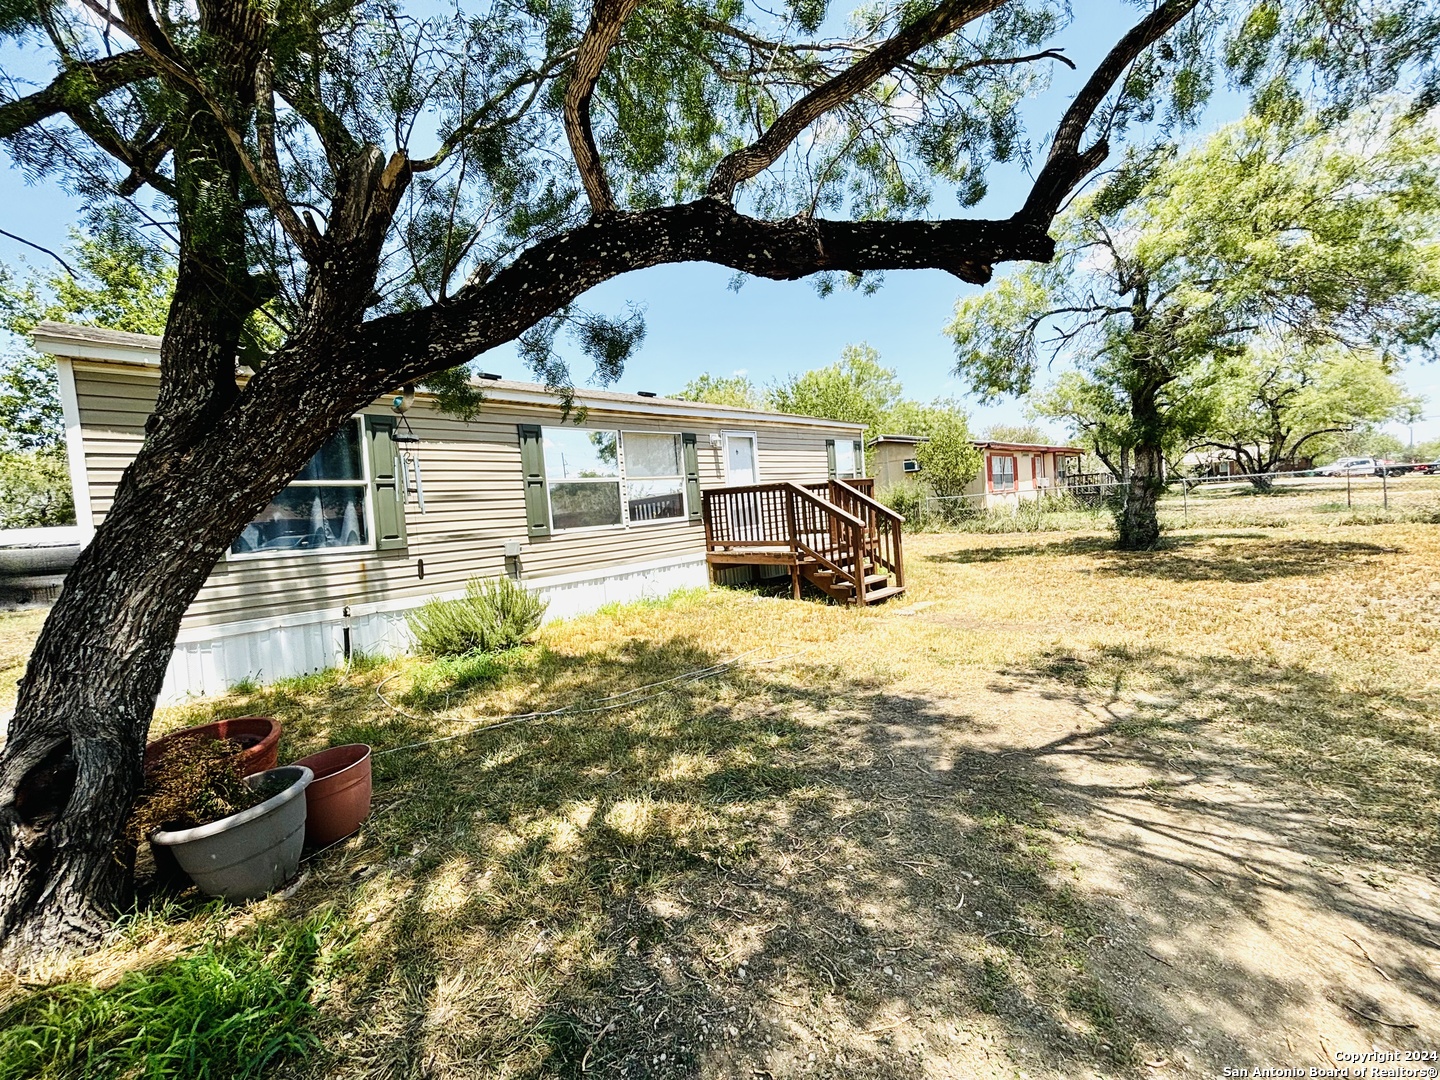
[518,424,551,537]
[366,416,407,551]
[826,439,837,479]
[681,432,702,522]
[853,440,864,477]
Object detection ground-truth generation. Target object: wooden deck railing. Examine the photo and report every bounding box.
[823,479,905,588]
[702,481,872,602]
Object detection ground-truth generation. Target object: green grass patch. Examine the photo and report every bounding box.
[399,648,510,710]
[0,913,348,1080]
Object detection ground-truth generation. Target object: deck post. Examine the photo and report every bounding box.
[701,490,717,584]
[892,517,905,588]
[851,521,866,605]
[784,488,801,600]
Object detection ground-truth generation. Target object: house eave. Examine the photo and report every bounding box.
[31,321,863,432]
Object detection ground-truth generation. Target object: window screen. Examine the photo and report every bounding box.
[623,432,685,523]
[232,422,370,555]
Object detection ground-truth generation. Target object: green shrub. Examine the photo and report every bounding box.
[406,576,547,657]
[0,915,343,1080]
[0,449,74,528]
[881,479,977,532]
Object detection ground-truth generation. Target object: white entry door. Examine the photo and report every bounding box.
[725,433,757,485]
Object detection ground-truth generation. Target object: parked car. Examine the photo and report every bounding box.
[1316,457,1377,476]
[1376,460,1418,477]
[1411,460,1440,475]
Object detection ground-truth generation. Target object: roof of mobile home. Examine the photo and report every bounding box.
[31,321,863,430]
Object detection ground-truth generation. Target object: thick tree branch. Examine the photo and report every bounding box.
[113,0,319,256]
[0,52,150,139]
[564,0,640,213]
[349,199,1053,387]
[1020,0,1199,224]
[901,47,1076,79]
[707,0,1006,200]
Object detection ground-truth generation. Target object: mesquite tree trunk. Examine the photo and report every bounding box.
[1116,441,1165,550]
[1115,373,1167,551]
[0,340,395,964]
[0,103,403,965]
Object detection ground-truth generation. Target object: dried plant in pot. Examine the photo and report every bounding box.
[144,716,282,777]
[133,739,312,901]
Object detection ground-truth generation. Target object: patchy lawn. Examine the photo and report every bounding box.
[0,608,46,713]
[4,517,1439,1079]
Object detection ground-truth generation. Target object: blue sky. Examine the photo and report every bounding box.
[3,3,1437,443]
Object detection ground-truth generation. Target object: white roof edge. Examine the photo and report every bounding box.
[30,320,863,431]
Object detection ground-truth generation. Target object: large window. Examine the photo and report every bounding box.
[232,421,369,555]
[543,427,623,530]
[624,432,686,524]
[990,454,1016,492]
[540,427,687,531]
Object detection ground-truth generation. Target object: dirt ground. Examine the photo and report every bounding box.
[5,518,1439,1078]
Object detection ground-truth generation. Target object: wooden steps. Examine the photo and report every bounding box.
[702,479,906,606]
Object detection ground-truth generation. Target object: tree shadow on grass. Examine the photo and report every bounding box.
[926,534,1399,583]
[156,631,1436,1079]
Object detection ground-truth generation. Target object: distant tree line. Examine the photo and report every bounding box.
[948,100,1440,548]
[675,344,988,497]
[0,225,176,529]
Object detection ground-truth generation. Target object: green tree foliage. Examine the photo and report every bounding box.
[0,449,73,528]
[887,398,983,497]
[1409,437,1440,464]
[1314,425,1409,464]
[0,228,175,454]
[981,423,1056,445]
[768,344,903,441]
[949,102,1440,547]
[0,230,176,528]
[1194,345,1409,482]
[767,345,983,495]
[673,374,764,410]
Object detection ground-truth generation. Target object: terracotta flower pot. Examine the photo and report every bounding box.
[145,716,282,778]
[150,765,313,901]
[292,744,372,848]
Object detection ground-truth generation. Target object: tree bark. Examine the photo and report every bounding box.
[0,330,411,965]
[1116,440,1165,550]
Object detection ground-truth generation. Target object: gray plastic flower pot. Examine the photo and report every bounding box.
[150,765,313,901]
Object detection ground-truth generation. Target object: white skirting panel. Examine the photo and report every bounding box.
[155,556,710,704]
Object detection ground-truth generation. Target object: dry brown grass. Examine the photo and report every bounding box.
[6,514,1440,1079]
[0,608,46,713]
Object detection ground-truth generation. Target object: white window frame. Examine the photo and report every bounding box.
[228,416,375,561]
[543,426,625,535]
[990,453,1017,493]
[721,430,761,486]
[619,429,688,528]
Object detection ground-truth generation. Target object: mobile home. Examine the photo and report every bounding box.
[38,321,874,702]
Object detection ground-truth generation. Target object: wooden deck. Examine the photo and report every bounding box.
[701,478,905,605]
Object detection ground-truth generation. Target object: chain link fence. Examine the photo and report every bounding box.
[894,471,1440,533]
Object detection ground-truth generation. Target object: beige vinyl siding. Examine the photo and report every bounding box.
[68,362,856,631]
[73,366,151,522]
[753,425,832,483]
